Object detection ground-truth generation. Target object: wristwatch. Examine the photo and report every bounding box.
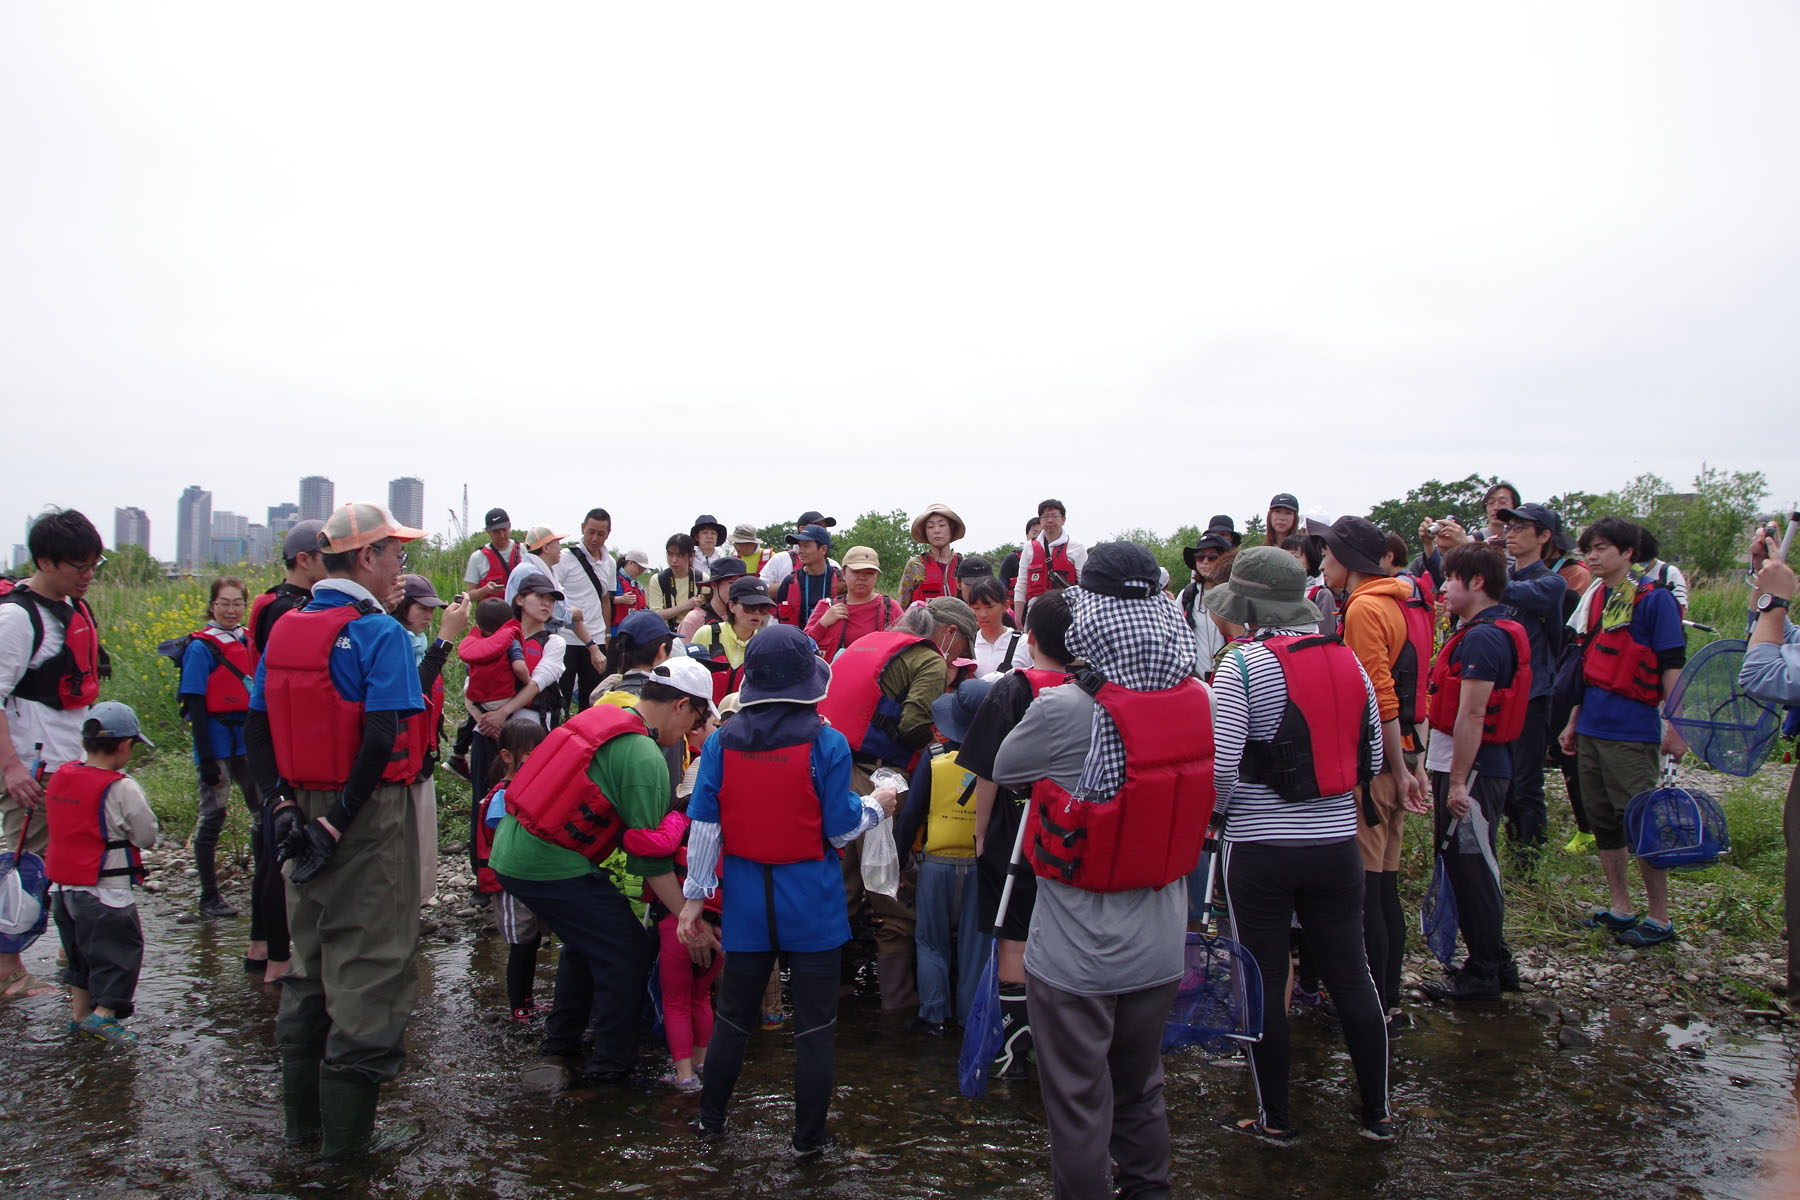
[1758,593,1791,614]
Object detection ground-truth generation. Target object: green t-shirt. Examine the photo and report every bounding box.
[488,730,677,881]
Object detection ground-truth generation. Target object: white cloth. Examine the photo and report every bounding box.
[554,545,615,631]
[53,773,158,908]
[973,627,1033,678]
[0,596,89,772]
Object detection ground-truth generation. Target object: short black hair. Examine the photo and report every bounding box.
[82,734,129,754]
[1633,526,1661,564]
[1280,534,1321,576]
[474,597,513,635]
[1383,532,1409,571]
[1485,481,1521,510]
[1024,517,1042,535]
[28,508,102,567]
[666,533,697,556]
[1027,589,1074,665]
[1578,515,1640,557]
[1036,499,1065,518]
[1444,544,1507,601]
[966,577,1007,607]
[584,508,611,526]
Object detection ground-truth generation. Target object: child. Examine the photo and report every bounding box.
[45,701,159,1046]
[449,598,529,775]
[481,718,550,1022]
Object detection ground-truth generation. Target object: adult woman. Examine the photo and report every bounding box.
[391,575,470,904]
[691,575,776,702]
[179,578,259,925]
[475,577,569,739]
[900,504,965,605]
[647,534,704,630]
[1203,547,1393,1143]
[678,625,899,1159]
[690,515,729,580]
[678,558,747,641]
[1263,493,1301,546]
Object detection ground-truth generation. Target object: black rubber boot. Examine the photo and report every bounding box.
[281,1055,322,1146]
[195,809,237,917]
[318,1072,382,1160]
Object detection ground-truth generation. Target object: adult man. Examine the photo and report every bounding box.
[819,597,973,1010]
[1320,515,1428,1024]
[773,525,840,629]
[0,508,107,1000]
[990,543,1211,1199]
[1493,503,1571,854]
[1013,500,1087,614]
[1419,545,1528,1004]
[464,508,522,604]
[1558,517,1687,946]
[249,519,327,662]
[805,545,899,656]
[507,526,598,717]
[245,501,426,1157]
[759,510,839,592]
[554,509,615,713]
[1740,525,1798,998]
[492,657,715,1088]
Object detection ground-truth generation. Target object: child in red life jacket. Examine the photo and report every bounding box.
[480,718,550,1022]
[627,712,726,1092]
[45,702,159,1047]
[448,598,529,779]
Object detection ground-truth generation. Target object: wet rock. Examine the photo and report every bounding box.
[1557,1026,1593,1049]
[1530,999,1561,1020]
[1617,949,1638,964]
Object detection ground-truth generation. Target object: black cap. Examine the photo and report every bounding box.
[729,576,776,607]
[1080,542,1161,599]
[956,555,995,580]
[1269,493,1299,512]
[1182,534,1233,569]
[797,510,838,529]
[484,507,510,531]
[1205,514,1242,546]
[1319,515,1389,576]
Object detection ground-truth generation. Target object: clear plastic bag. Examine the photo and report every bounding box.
[860,767,909,898]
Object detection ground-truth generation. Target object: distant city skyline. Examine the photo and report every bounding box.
[298,475,335,523]
[176,485,211,571]
[388,476,424,531]
[114,506,150,551]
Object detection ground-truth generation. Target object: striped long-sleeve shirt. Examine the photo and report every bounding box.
[1212,628,1384,843]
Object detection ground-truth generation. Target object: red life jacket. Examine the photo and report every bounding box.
[474,777,503,893]
[1236,635,1376,801]
[912,553,961,603]
[503,705,646,860]
[1018,668,1071,698]
[462,621,524,704]
[612,575,647,628]
[43,763,144,886]
[717,738,828,864]
[402,671,446,783]
[1428,615,1533,743]
[1580,583,1663,705]
[817,630,933,768]
[261,601,420,791]
[479,542,523,588]
[697,621,745,704]
[247,583,311,666]
[1026,675,1216,892]
[777,566,842,627]
[0,585,106,711]
[1023,536,1078,603]
[191,627,254,714]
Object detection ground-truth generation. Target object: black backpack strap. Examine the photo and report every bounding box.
[1000,631,1021,671]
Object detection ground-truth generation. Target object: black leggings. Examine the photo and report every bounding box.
[1223,837,1389,1131]
[700,947,840,1149]
[251,800,290,960]
[1361,870,1404,1012]
[507,938,542,1012]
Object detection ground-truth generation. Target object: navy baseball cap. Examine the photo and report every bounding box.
[785,524,832,549]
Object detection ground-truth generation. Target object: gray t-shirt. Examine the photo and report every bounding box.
[991,683,1186,996]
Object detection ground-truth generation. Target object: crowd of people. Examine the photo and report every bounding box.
[1,491,1796,1197]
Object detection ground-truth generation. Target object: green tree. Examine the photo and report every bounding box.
[834,508,918,593]
[1365,473,1501,547]
[1543,491,1606,528]
[1681,464,1767,578]
[103,543,165,587]
[1243,514,1266,543]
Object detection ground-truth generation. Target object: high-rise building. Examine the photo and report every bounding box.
[177,485,213,571]
[9,545,26,570]
[299,476,335,522]
[388,477,425,531]
[247,523,273,564]
[267,501,300,543]
[114,506,151,551]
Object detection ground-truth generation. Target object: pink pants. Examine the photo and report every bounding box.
[659,913,723,1062]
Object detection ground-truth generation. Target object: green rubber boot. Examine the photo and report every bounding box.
[318,1073,381,1160]
[281,1056,322,1146]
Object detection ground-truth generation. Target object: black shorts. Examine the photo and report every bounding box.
[976,796,1038,941]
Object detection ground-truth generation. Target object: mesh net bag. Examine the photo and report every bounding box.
[1664,638,1783,777]
[1162,930,1263,1055]
[1625,764,1730,871]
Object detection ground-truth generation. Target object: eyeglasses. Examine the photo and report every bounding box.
[1503,522,1543,536]
[66,556,105,575]
[213,598,247,608]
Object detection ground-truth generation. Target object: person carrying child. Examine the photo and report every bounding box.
[458,597,531,893]
[678,624,900,1161]
[480,718,550,1023]
[45,701,159,1046]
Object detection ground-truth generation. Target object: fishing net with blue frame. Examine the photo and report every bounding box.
[0,843,49,955]
[1162,930,1262,1055]
[1420,854,1460,967]
[1663,638,1783,777]
[958,951,1005,1097]
[1626,778,1730,871]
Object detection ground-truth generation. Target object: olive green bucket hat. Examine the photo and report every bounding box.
[1202,545,1321,628]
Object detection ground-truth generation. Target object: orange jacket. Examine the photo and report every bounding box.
[1339,576,1415,723]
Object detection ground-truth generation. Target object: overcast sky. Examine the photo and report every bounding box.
[3,3,1796,562]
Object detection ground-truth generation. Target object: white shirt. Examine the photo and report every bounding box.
[974,627,1034,678]
[555,545,615,630]
[1011,533,1089,607]
[0,594,89,773]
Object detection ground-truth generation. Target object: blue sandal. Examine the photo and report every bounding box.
[1581,908,1639,932]
[1615,918,1674,947]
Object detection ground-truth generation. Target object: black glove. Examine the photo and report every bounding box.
[284,820,339,885]
[271,804,304,853]
[198,759,224,788]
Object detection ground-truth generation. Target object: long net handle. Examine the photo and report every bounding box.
[992,797,1032,931]
[1661,754,1679,788]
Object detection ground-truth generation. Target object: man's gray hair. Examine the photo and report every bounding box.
[892,605,938,637]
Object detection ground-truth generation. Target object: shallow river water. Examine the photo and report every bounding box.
[2,897,1795,1199]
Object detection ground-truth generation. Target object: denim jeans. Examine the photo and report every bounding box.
[916,857,990,1026]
